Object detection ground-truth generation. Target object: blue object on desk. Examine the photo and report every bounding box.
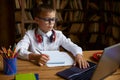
[34,73,39,80]
[3,58,17,75]
[47,62,65,64]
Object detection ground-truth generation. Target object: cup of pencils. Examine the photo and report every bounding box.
[0,45,17,75]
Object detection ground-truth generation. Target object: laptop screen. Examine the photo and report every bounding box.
[91,43,120,80]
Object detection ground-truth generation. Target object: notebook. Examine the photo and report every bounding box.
[15,73,39,80]
[40,51,74,67]
[56,43,120,80]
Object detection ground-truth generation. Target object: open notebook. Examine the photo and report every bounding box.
[57,43,120,80]
[40,51,74,67]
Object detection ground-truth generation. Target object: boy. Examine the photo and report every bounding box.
[16,4,89,68]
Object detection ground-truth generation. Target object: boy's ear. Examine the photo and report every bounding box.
[34,17,40,23]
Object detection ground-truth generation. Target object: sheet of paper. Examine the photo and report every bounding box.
[41,51,74,67]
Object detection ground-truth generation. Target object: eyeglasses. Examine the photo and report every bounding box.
[37,17,57,22]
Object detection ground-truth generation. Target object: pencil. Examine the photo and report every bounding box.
[12,48,16,58]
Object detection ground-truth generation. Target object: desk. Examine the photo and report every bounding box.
[0,50,120,80]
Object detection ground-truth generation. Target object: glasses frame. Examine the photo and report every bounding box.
[37,17,57,22]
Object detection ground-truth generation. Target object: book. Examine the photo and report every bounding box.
[112,27,119,39]
[68,34,80,44]
[15,73,39,80]
[73,11,79,21]
[25,12,33,20]
[77,0,83,9]
[60,0,68,9]
[15,11,21,22]
[56,12,63,21]
[89,23,99,32]
[73,0,78,9]
[79,23,84,32]
[89,34,98,43]
[15,0,20,9]
[69,23,80,34]
[16,23,22,35]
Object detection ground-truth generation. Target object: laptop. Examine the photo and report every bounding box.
[56,43,120,80]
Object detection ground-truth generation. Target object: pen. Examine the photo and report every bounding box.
[36,49,42,54]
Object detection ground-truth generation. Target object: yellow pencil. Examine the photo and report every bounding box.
[12,48,16,58]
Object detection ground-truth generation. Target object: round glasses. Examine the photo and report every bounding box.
[38,17,57,22]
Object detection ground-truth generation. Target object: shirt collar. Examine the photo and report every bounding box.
[37,28,52,37]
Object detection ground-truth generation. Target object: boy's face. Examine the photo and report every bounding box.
[35,10,56,33]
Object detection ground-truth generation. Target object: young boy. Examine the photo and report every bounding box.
[16,4,89,68]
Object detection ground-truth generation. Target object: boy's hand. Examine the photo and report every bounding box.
[29,53,49,66]
[73,54,89,69]
[37,54,49,66]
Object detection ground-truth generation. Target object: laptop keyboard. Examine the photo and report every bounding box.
[56,61,96,80]
[70,66,96,80]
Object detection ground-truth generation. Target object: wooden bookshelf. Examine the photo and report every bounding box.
[14,0,120,50]
[54,0,120,50]
[15,0,36,42]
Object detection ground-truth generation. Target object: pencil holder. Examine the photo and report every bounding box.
[3,58,17,75]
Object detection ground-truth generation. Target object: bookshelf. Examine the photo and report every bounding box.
[54,0,120,50]
[14,0,120,50]
[15,0,35,42]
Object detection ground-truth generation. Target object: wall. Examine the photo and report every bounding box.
[0,0,15,48]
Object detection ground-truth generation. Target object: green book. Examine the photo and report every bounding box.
[15,73,39,80]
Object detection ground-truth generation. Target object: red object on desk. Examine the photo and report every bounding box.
[92,52,103,61]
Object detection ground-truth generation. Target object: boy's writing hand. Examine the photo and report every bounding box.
[73,54,89,69]
[37,54,50,66]
[29,53,49,66]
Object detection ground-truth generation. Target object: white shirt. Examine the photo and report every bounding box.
[16,28,83,60]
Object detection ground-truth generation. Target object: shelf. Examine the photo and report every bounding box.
[14,0,120,50]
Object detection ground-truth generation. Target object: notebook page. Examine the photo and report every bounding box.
[41,51,74,67]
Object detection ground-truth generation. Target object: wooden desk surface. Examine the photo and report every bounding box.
[0,50,120,80]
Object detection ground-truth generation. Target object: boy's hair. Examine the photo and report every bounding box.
[32,4,56,18]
